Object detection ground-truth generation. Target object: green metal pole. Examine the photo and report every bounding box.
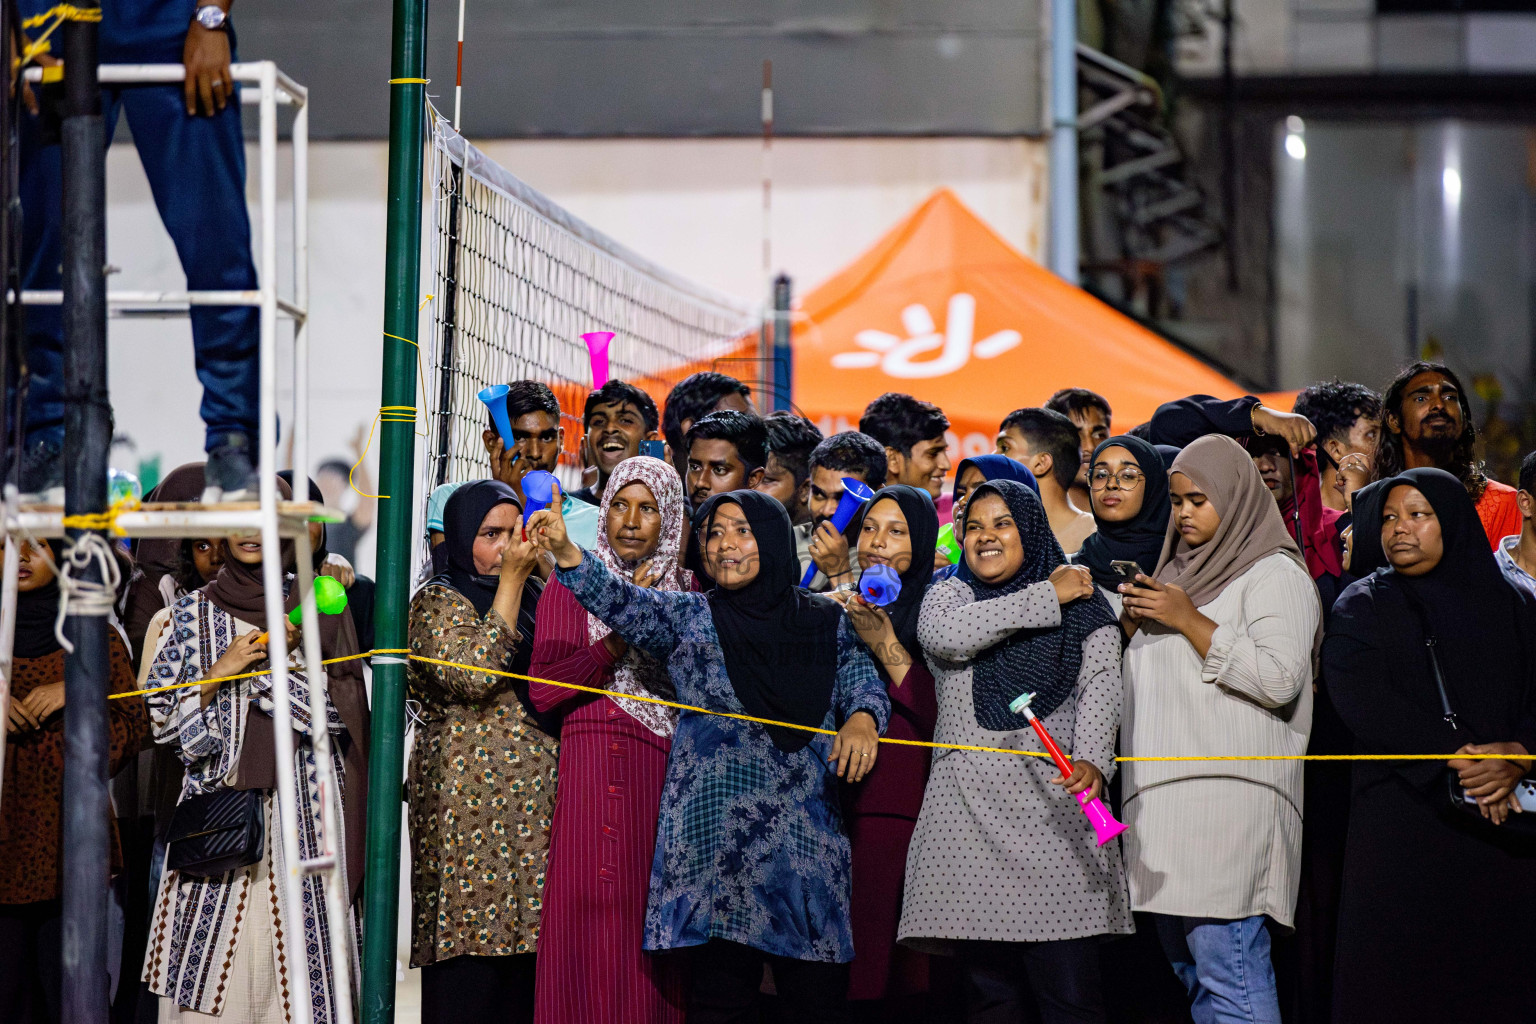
[360,0,427,1018]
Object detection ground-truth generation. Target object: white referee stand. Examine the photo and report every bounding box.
[0,62,352,1024]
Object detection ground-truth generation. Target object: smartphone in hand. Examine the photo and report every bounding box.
[1110,560,1151,589]
[639,439,666,460]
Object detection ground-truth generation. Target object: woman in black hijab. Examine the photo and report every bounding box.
[1324,467,1536,1022]
[1076,435,1171,616]
[531,485,890,1023]
[404,479,553,1024]
[839,485,941,1012]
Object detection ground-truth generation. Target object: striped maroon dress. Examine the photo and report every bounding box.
[528,578,685,1024]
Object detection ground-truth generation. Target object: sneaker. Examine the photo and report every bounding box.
[17,437,64,504]
[203,433,259,502]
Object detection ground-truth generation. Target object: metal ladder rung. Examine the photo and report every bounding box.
[299,854,338,876]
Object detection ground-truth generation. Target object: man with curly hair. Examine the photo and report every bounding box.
[1373,361,1518,548]
[1293,380,1382,512]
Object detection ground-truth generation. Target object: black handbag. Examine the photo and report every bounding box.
[165,788,266,877]
[1400,587,1536,837]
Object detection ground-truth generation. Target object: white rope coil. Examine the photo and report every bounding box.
[51,532,121,651]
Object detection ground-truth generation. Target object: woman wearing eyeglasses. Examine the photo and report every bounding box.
[1076,436,1173,616]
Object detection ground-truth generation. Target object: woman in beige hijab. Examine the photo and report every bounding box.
[1117,435,1321,1024]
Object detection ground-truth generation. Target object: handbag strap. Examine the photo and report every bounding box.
[1394,581,1460,731]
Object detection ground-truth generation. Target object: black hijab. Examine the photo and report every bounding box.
[426,478,554,735]
[15,548,63,659]
[698,489,843,752]
[1341,468,1534,750]
[1347,478,1391,577]
[1077,434,1172,590]
[859,485,939,667]
[963,480,1118,729]
[430,479,522,618]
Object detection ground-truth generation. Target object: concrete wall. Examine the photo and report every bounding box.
[1176,0,1536,77]
[234,0,1047,139]
[101,134,1047,571]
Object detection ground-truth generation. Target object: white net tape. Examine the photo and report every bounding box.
[422,115,759,518]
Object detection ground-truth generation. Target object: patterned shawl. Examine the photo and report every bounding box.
[588,456,693,737]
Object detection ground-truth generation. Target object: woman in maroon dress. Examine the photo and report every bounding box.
[530,456,691,1024]
[836,485,940,1020]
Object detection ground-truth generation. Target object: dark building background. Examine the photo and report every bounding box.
[237,0,1045,140]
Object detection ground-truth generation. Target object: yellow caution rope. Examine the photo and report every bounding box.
[109,649,1536,764]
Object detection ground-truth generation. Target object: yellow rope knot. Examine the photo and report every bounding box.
[21,4,101,27]
[15,5,101,71]
[61,493,141,537]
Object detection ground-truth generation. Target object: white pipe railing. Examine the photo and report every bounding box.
[1,61,345,1024]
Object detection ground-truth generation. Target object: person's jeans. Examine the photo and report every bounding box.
[15,76,260,453]
[1152,914,1281,1024]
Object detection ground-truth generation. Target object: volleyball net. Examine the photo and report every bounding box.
[421,114,760,503]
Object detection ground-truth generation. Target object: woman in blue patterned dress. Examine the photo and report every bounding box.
[528,485,890,1024]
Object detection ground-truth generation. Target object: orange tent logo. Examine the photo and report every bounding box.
[833,293,1021,379]
[793,188,1263,460]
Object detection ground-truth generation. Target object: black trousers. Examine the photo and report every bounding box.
[0,900,63,1024]
[958,938,1107,1024]
[420,952,536,1024]
[689,939,851,1024]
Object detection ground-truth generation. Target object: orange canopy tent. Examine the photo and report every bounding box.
[791,189,1280,461]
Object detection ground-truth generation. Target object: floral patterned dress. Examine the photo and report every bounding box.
[406,583,560,966]
[0,639,147,904]
[556,552,891,964]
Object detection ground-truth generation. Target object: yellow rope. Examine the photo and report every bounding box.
[388,78,429,85]
[16,4,101,64]
[348,411,390,500]
[20,4,100,26]
[113,649,405,700]
[60,494,141,536]
[107,648,1536,764]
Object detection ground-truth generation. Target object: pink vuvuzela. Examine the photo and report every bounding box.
[1008,691,1129,847]
[582,332,614,389]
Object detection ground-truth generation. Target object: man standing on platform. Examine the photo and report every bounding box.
[10,0,261,500]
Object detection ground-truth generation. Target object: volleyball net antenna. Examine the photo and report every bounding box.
[421,112,762,517]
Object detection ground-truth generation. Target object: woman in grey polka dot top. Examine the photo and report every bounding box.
[898,481,1132,1022]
